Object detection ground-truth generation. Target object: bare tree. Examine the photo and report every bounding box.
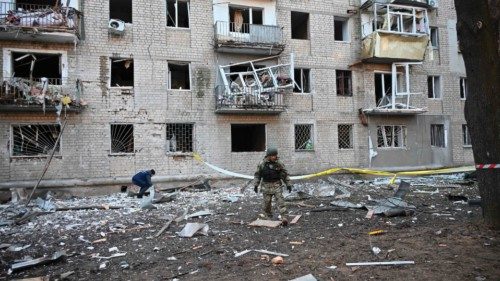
[454,0,500,228]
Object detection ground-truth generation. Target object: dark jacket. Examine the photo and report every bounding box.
[132,170,153,188]
[254,157,291,187]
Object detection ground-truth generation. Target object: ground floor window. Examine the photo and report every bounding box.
[338,124,353,149]
[166,123,194,153]
[430,124,446,147]
[295,124,314,150]
[462,124,471,146]
[377,125,406,148]
[111,124,134,154]
[231,124,266,152]
[11,124,61,157]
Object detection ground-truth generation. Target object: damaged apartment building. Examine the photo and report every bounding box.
[0,0,473,189]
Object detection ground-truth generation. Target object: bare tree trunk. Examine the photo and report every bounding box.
[455,0,500,229]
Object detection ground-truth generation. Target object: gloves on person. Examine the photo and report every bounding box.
[254,186,259,193]
[287,185,292,193]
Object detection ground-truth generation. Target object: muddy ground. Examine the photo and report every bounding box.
[1,174,499,281]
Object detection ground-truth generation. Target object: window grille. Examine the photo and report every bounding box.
[295,124,314,150]
[111,124,134,153]
[166,123,193,152]
[338,124,353,149]
[377,125,406,148]
[12,124,61,157]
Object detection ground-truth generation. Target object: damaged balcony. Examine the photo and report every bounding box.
[214,21,284,55]
[360,2,430,63]
[215,55,295,115]
[0,77,85,113]
[363,63,427,115]
[0,2,81,44]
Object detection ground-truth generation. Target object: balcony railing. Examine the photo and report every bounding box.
[214,21,284,55]
[0,77,85,112]
[215,85,286,114]
[0,2,81,42]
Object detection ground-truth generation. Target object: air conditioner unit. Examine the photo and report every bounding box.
[109,19,125,35]
[428,0,438,8]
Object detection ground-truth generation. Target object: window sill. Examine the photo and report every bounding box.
[293,92,312,95]
[11,155,62,159]
[291,38,310,41]
[428,98,442,100]
[460,98,466,101]
[463,145,472,148]
[334,40,350,44]
[295,149,315,152]
[376,147,407,150]
[108,153,135,156]
[339,148,354,150]
[166,27,191,30]
[168,89,191,92]
[166,152,193,156]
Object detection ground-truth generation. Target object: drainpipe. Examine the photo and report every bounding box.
[0,173,235,191]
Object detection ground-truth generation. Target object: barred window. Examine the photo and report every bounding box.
[462,124,471,146]
[111,124,134,154]
[336,70,352,96]
[430,124,446,147]
[460,77,467,99]
[166,123,193,153]
[295,124,314,150]
[377,125,406,148]
[338,124,353,149]
[12,124,61,157]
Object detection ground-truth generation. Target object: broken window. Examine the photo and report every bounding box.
[11,124,61,157]
[427,76,441,99]
[168,62,190,90]
[231,124,266,152]
[229,6,262,33]
[110,58,134,87]
[460,77,467,99]
[166,123,193,153]
[334,18,349,41]
[377,125,406,148]
[110,124,134,154]
[13,52,62,84]
[374,73,392,106]
[167,0,189,28]
[430,27,439,48]
[338,124,353,149]
[110,0,132,23]
[462,124,471,146]
[291,11,309,40]
[336,70,352,96]
[294,68,310,93]
[430,124,446,147]
[295,124,314,151]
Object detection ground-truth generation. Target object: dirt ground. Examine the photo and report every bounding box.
[1,174,499,281]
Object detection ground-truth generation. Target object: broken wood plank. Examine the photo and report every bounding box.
[290,215,302,224]
[154,219,173,238]
[234,249,252,257]
[365,209,375,219]
[346,261,414,266]
[55,205,122,211]
[248,219,282,228]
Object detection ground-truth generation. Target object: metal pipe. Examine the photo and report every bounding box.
[0,173,235,191]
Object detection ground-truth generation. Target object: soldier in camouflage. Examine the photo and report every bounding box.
[254,147,293,226]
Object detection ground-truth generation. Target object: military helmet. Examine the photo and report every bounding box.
[266,147,278,157]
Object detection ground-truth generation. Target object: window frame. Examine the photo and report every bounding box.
[109,0,132,23]
[376,125,407,149]
[167,61,191,90]
[430,27,439,49]
[110,57,134,88]
[10,123,62,158]
[165,123,194,153]
[293,68,311,94]
[166,0,190,28]
[336,70,353,97]
[291,11,310,40]
[294,124,314,151]
[338,124,354,149]
[334,17,349,42]
[110,123,135,155]
[430,124,446,148]
[462,124,472,147]
[427,75,441,99]
[460,77,467,100]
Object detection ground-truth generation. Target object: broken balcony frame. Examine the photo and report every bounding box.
[361,2,430,38]
[0,1,82,43]
[363,62,427,115]
[215,54,295,114]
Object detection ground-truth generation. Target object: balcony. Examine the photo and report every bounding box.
[0,2,81,44]
[360,3,430,63]
[214,21,285,55]
[0,77,85,113]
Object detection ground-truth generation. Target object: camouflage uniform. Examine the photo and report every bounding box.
[254,158,291,218]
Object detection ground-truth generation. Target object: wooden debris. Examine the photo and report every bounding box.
[365,209,375,219]
[368,230,386,236]
[346,261,414,266]
[249,219,282,228]
[290,215,302,224]
[154,219,173,238]
[234,249,251,257]
[254,249,289,257]
[11,251,66,272]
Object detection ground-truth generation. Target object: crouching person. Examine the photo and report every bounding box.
[132,169,155,198]
[253,147,293,226]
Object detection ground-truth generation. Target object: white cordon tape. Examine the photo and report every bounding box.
[475,164,500,169]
